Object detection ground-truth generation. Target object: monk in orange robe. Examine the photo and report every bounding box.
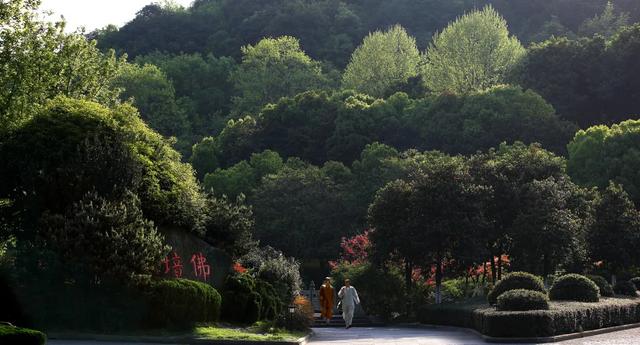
[319,277,335,323]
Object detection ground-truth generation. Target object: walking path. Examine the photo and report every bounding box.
[309,326,640,345]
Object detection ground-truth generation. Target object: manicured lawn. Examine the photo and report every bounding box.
[195,323,306,341]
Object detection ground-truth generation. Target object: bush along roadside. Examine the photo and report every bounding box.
[496,289,550,311]
[614,281,638,296]
[418,298,640,338]
[0,324,46,345]
[549,274,600,302]
[487,272,546,305]
[587,275,614,297]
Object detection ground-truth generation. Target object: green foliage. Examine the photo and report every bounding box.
[418,298,640,338]
[579,1,630,38]
[0,97,207,237]
[241,246,303,303]
[113,63,191,150]
[487,272,546,305]
[231,36,329,114]
[221,273,263,324]
[342,25,420,97]
[631,277,640,290]
[587,182,640,275]
[191,137,219,180]
[331,262,405,318]
[139,278,222,329]
[496,289,550,311]
[587,275,615,297]
[549,274,600,302]
[614,281,638,296]
[422,6,525,93]
[252,162,352,261]
[409,86,574,155]
[515,25,640,126]
[568,120,640,204]
[0,325,46,345]
[39,191,168,281]
[509,176,590,276]
[202,195,256,257]
[276,296,314,331]
[0,0,124,131]
[135,52,237,136]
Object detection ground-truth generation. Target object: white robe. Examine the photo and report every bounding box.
[338,286,360,327]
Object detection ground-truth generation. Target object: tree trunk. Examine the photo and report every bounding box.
[612,274,617,286]
[497,255,503,281]
[435,257,443,304]
[482,262,487,284]
[405,260,413,291]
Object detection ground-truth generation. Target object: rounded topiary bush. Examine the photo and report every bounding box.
[549,274,599,302]
[140,278,222,328]
[496,289,550,311]
[487,272,545,305]
[0,325,46,345]
[587,275,614,297]
[630,277,640,290]
[614,281,638,296]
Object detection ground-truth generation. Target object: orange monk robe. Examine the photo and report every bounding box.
[319,283,334,319]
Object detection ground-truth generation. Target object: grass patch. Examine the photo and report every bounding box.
[0,324,47,345]
[195,323,305,341]
[419,297,640,338]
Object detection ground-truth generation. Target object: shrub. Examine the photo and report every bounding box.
[254,279,284,321]
[418,298,640,338]
[241,246,302,303]
[0,325,46,345]
[139,278,222,329]
[549,274,599,302]
[630,277,640,290]
[487,272,545,305]
[276,296,314,331]
[587,275,614,297]
[330,262,405,318]
[496,289,550,311]
[614,281,638,296]
[222,273,262,324]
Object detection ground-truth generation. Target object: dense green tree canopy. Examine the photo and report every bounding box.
[568,120,640,203]
[588,182,640,277]
[342,25,420,97]
[421,6,525,93]
[0,97,206,236]
[0,0,124,131]
[231,36,330,115]
[114,63,191,143]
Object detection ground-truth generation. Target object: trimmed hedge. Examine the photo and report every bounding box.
[614,281,638,296]
[140,278,222,329]
[549,274,599,302]
[630,277,640,290]
[418,298,640,338]
[0,325,46,345]
[487,272,545,305]
[587,275,614,297]
[497,289,550,311]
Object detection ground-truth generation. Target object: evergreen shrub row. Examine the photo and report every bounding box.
[418,298,640,338]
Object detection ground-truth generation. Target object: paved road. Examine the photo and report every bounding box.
[309,326,640,345]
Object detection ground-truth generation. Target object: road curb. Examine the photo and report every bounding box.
[48,330,314,345]
[399,321,640,343]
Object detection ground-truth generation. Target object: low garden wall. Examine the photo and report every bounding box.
[418,297,640,338]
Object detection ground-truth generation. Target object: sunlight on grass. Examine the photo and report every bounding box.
[194,323,306,342]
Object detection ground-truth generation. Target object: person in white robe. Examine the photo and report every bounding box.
[337,278,360,329]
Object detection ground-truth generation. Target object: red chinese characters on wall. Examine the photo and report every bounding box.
[161,251,211,281]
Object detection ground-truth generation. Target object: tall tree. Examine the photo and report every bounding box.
[579,1,630,38]
[421,5,525,94]
[589,182,640,284]
[231,36,328,115]
[568,119,640,204]
[342,25,420,98]
[0,0,124,131]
